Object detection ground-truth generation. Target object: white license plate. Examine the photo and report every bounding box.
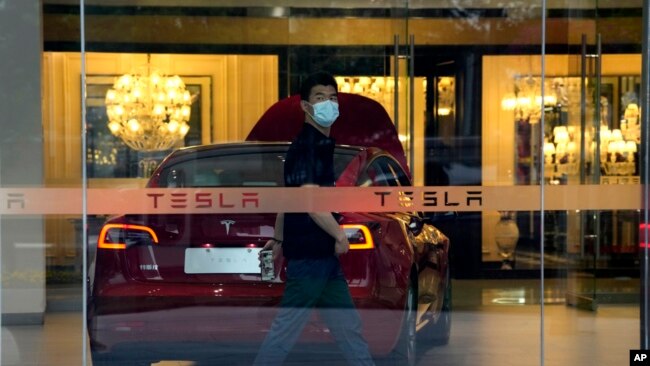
[184,247,262,274]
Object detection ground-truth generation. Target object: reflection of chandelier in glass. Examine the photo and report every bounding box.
[105,59,192,152]
[598,126,637,176]
[543,126,579,182]
[334,76,396,106]
[437,77,455,116]
[501,76,557,124]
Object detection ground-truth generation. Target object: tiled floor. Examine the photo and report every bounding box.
[1,279,641,366]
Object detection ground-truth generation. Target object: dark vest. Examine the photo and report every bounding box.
[282,124,336,259]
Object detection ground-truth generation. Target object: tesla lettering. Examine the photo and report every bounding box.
[375,190,484,208]
[4,193,25,210]
[147,192,260,209]
[196,192,211,208]
[422,192,462,207]
[242,193,259,207]
[171,193,187,208]
[466,191,483,206]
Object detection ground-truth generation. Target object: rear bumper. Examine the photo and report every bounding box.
[90,249,404,359]
[88,293,403,358]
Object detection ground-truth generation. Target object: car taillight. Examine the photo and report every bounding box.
[641,223,650,248]
[98,224,159,250]
[342,224,374,250]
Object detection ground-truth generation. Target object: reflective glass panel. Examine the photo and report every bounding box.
[2,1,647,365]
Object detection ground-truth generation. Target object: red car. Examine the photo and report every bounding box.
[88,93,451,366]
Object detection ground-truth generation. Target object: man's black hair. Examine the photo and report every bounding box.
[299,71,338,101]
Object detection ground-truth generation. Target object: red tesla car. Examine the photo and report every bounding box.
[88,93,451,366]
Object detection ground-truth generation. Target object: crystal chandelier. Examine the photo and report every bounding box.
[105,60,192,152]
[500,76,557,124]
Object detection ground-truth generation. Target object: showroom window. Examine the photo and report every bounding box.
[1,1,648,365]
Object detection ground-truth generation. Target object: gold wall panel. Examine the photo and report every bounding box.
[42,52,278,266]
[44,15,641,46]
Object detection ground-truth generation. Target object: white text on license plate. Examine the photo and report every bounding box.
[184,247,262,274]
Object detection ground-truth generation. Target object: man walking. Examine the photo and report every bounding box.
[253,71,375,366]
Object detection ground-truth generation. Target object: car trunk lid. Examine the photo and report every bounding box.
[246,92,410,177]
[122,213,278,284]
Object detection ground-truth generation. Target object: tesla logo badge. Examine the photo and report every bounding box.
[221,220,235,235]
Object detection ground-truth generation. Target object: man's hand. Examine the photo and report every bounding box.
[334,234,349,256]
[259,239,283,262]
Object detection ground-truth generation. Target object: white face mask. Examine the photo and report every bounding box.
[309,100,339,128]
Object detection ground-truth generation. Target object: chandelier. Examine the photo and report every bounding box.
[335,76,396,107]
[500,76,557,124]
[105,60,193,152]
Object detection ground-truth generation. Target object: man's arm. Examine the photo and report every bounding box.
[303,184,349,255]
[260,213,284,260]
[273,212,284,241]
[308,212,349,255]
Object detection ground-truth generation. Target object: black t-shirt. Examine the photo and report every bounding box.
[282,123,336,259]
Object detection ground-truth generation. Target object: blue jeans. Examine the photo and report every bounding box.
[253,256,375,366]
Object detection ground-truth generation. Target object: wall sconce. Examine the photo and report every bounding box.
[599,125,637,176]
[544,126,579,181]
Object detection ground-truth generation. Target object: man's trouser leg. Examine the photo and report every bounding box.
[318,261,376,366]
[253,259,326,366]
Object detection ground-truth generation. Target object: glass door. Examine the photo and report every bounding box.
[561,30,602,311]
[556,6,643,309]
[546,0,644,364]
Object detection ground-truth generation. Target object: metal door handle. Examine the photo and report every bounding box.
[394,34,400,131]
[409,34,415,180]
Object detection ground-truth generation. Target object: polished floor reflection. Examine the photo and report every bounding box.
[1,279,639,366]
